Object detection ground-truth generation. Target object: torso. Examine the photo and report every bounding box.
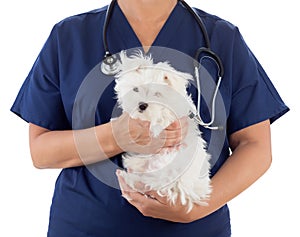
[34,3,236,236]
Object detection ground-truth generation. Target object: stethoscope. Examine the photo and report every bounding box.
[100,0,224,130]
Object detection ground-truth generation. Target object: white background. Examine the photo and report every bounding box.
[1,0,299,236]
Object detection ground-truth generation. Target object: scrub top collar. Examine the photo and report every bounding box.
[108,1,184,53]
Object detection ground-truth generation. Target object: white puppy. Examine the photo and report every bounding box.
[114,51,211,212]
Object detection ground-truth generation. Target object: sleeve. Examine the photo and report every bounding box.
[226,28,289,135]
[10,25,70,130]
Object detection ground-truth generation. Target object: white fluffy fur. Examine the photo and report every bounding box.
[114,51,211,212]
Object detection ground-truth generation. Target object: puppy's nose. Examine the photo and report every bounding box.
[138,102,148,111]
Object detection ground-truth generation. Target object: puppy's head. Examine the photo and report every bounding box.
[114,51,193,121]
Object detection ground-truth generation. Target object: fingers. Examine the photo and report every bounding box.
[116,170,168,209]
[128,116,151,143]
[112,113,188,154]
[116,170,152,203]
[112,113,153,151]
[115,171,193,221]
[116,169,142,197]
[160,116,188,148]
[144,190,168,205]
[165,116,188,130]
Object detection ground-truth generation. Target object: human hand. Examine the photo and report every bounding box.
[111,113,188,154]
[116,170,198,223]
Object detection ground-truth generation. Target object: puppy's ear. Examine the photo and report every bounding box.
[118,50,153,75]
[118,50,130,71]
[162,68,193,94]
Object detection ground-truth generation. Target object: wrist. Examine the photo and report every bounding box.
[95,122,123,157]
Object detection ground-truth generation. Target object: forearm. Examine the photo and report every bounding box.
[189,121,272,221]
[116,120,272,223]
[29,112,183,169]
[29,122,122,169]
[190,141,271,220]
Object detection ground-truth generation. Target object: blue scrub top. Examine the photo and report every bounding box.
[11,2,289,237]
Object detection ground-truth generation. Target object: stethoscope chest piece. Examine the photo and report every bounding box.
[101,53,121,75]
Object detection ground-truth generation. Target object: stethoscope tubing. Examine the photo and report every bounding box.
[101,0,224,130]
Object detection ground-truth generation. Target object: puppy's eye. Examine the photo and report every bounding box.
[133,87,139,92]
[154,92,162,97]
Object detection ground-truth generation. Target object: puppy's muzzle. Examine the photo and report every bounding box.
[138,102,148,112]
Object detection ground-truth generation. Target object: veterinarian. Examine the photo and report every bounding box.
[11,0,289,236]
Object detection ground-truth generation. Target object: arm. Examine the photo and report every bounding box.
[29,113,187,169]
[117,119,272,223]
[194,119,272,219]
[29,122,122,169]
